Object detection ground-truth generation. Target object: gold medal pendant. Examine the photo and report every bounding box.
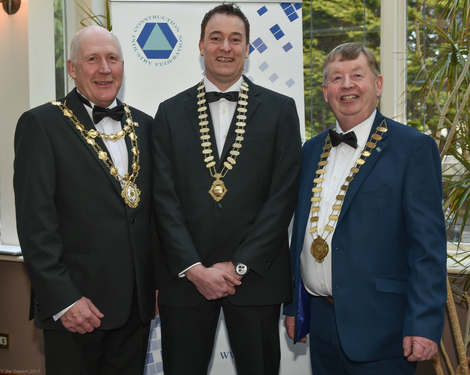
[310,236,329,263]
[209,173,227,202]
[122,180,141,208]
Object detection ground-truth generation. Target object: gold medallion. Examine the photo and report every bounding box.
[122,180,141,208]
[209,174,227,202]
[310,236,329,263]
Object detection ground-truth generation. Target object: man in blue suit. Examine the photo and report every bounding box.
[284,42,447,374]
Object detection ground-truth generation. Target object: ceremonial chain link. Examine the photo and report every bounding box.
[196,79,249,201]
[309,119,388,262]
[50,100,142,208]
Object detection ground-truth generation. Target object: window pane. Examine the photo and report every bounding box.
[302,0,381,139]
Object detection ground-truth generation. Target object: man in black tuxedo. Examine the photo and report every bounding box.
[14,26,157,374]
[152,3,302,374]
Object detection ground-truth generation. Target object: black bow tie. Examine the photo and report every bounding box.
[76,91,125,123]
[328,129,358,149]
[92,105,125,124]
[206,91,239,103]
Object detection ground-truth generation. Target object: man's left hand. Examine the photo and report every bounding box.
[211,261,243,286]
[403,336,438,361]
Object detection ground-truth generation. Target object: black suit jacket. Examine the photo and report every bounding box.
[152,77,302,307]
[14,89,157,330]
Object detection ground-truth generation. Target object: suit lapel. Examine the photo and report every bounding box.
[60,90,123,195]
[337,111,389,225]
[184,84,221,164]
[118,98,134,175]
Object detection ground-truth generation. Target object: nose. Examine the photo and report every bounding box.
[220,39,231,52]
[342,75,354,89]
[98,59,112,74]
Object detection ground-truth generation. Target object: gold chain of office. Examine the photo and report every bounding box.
[309,119,388,263]
[50,100,141,209]
[196,79,249,202]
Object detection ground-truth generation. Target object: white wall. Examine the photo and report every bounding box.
[0,0,55,246]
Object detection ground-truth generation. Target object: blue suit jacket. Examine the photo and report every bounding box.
[284,111,447,362]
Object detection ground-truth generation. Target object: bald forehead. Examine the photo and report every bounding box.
[71,26,123,62]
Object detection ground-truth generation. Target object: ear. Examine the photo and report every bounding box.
[67,60,76,80]
[375,74,384,98]
[199,40,204,57]
[245,43,249,59]
[322,84,328,103]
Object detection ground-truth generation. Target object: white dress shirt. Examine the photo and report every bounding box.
[204,76,242,156]
[300,110,376,297]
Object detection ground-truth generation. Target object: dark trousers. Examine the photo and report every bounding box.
[309,296,416,375]
[160,298,281,375]
[43,294,150,375]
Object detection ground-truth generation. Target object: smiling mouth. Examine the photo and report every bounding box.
[342,95,358,100]
[217,57,233,62]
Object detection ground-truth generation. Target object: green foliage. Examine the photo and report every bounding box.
[408,0,470,248]
[406,0,470,136]
[74,0,112,31]
[302,0,381,139]
[54,0,66,98]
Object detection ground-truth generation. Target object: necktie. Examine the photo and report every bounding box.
[205,91,239,103]
[92,105,125,124]
[328,129,358,149]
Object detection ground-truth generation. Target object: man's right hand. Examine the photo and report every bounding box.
[60,296,104,334]
[285,315,307,343]
[186,264,242,300]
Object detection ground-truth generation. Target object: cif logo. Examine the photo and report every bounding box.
[132,15,183,67]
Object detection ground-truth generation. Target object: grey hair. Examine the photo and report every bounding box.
[322,42,380,84]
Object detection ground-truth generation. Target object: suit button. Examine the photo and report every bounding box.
[35,302,42,312]
[129,217,136,224]
[217,203,223,209]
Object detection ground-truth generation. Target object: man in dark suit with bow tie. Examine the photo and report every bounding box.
[14,25,157,374]
[284,42,447,374]
[152,3,302,374]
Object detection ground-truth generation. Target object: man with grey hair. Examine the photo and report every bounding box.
[14,25,158,374]
[284,42,447,374]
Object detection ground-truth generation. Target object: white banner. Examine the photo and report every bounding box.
[111,0,305,139]
[111,1,310,374]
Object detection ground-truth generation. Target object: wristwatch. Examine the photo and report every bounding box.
[234,262,249,277]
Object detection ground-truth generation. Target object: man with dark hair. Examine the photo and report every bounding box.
[284,42,447,374]
[14,26,158,374]
[152,3,301,374]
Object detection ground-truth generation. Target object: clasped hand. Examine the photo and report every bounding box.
[186,262,242,300]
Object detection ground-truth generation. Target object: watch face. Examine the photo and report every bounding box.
[235,263,248,276]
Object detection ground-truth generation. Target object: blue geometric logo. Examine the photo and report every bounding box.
[137,23,178,59]
[132,15,183,67]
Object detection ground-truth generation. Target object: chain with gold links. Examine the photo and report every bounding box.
[196,79,249,202]
[309,119,388,263]
[50,100,142,209]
